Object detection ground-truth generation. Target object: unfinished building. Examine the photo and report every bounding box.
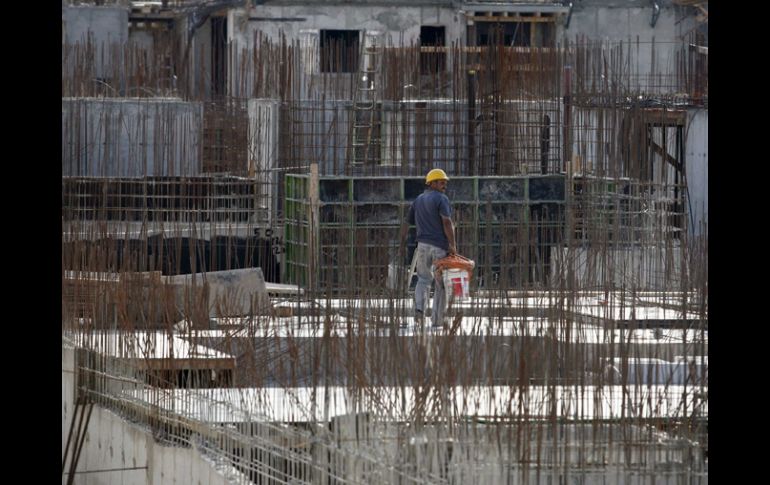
[62,1,708,484]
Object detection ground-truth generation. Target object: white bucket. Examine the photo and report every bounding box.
[443,268,470,300]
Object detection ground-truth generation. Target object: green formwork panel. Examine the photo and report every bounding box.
[284,174,311,286]
[284,174,567,290]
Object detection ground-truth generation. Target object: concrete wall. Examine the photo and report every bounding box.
[231,4,465,48]
[62,344,77,466]
[62,98,203,177]
[63,6,129,45]
[567,1,698,42]
[225,2,702,98]
[127,17,187,96]
[63,6,129,80]
[565,1,702,90]
[231,2,701,51]
[128,29,155,54]
[228,4,465,97]
[685,108,707,235]
[248,99,281,224]
[191,18,214,99]
[62,345,232,485]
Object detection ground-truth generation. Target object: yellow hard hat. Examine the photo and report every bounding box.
[425,168,449,184]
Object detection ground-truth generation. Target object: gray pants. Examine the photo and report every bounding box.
[414,242,447,326]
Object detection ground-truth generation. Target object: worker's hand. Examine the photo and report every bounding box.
[448,243,457,255]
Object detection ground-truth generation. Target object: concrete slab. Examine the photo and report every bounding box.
[68,330,235,369]
[199,313,706,344]
[123,384,707,424]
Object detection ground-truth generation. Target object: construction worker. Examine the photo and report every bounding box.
[400,168,457,328]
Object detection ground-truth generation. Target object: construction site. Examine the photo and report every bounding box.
[61,1,708,484]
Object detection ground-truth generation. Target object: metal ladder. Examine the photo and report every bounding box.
[351,30,383,166]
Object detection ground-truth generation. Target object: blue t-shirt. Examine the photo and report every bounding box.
[407,189,452,250]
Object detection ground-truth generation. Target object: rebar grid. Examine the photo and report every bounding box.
[62,30,707,484]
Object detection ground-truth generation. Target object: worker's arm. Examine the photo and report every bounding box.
[441,215,456,255]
